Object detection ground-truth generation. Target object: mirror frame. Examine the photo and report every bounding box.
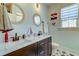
[7,3,25,24]
[33,13,41,26]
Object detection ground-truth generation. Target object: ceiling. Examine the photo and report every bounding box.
[44,3,74,7]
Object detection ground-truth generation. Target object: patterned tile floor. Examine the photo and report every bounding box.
[52,47,77,56]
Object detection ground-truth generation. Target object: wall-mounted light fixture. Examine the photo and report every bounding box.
[36,3,40,8]
[35,3,40,13]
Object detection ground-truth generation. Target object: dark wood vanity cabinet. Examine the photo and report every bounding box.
[5,37,52,56]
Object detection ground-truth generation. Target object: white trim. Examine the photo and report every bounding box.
[57,27,79,31]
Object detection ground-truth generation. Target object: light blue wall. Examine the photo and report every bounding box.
[0,3,49,43]
[48,3,79,54]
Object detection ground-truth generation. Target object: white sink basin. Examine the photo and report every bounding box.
[4,39,32,50]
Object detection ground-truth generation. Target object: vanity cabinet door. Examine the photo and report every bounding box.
[37,39,48,56]
[37,37,52,56]
[47,37,52,56]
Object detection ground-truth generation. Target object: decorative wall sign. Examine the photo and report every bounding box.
[50,12,58,26]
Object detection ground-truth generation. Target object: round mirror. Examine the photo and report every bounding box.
[5,3,24,24]
[33,14,41,26]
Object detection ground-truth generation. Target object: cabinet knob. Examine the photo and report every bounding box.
[40,51,45,55]
[40,42,44,45]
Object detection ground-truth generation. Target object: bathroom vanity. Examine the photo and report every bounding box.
[0,35,52,56]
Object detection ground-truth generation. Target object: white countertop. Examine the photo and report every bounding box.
[0,34,51,56]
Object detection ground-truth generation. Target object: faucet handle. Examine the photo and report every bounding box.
[22,34,26,39]
[17,36,21,40]
[10,37,15,41]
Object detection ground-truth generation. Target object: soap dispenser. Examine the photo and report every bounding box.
[22,34,26,39]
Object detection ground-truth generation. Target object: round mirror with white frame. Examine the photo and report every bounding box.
[5,3,24,24]
[33,14,41,26]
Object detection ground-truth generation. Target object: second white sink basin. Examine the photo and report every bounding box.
[5,39,32,50]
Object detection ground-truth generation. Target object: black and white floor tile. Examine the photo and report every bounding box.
[52,48,77,56]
